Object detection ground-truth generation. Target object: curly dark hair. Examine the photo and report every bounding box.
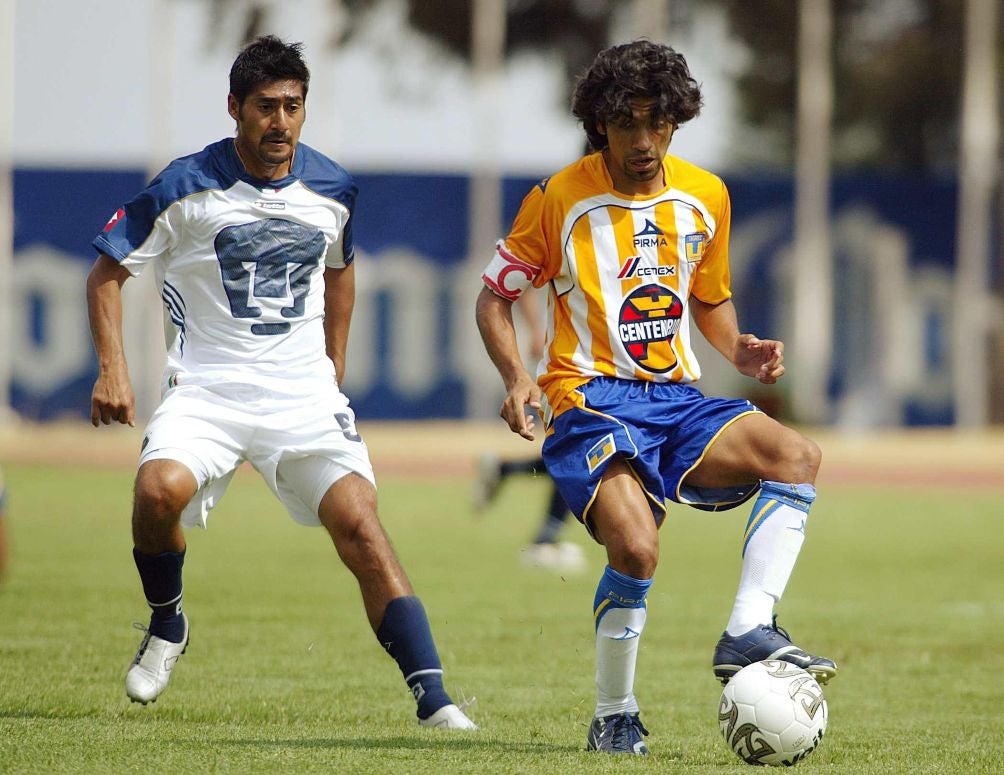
[229,35,310,105]
[572,40,703,151]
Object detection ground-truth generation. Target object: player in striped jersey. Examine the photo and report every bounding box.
[87,35,474,729]
[477,40,835,755]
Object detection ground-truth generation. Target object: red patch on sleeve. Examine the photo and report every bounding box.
[103,208,125,232]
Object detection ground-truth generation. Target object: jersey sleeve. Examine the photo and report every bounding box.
[690,178,733,304]
[324,178,357,269]
[324,214,353,269]
[294,146,358,270]
[92,172,183,277]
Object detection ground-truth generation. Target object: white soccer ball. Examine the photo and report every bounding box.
[718,659,828,766]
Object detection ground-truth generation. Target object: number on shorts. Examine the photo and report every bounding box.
[334,411,362,442]
[215,218,326,335]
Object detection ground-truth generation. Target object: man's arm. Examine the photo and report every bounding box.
[324,264,355,384]
[86,254,136,426]
[690,296,785,384]
[475,286,541,440]
[514,292,546,362]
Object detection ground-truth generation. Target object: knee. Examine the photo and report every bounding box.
[800,436,822,481]
[331,509,380,549]
[606,536,659,580]
[780,434,821,484]
[134,468,193,523]
[323,498,388,559]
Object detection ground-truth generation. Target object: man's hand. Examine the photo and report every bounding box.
[733,334,785,384]
[500,374,543,441]
[90,364,136,427]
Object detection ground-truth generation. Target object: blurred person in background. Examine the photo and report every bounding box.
[474,296,583,572]
[476,40,835,756]
[86,34,475,729]
[475,451,583,571]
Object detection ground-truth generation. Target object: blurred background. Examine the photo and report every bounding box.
[1,0,1001,430]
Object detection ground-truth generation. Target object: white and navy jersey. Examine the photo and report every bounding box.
[93,138,356,393]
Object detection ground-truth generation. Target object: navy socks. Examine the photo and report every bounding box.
[376,596,452,719]
[132,547,186,643]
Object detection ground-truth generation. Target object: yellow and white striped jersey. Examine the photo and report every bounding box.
[482,151,733,420]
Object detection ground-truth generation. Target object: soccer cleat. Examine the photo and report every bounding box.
[418,703,478,730]
[125,615,189,704]
[713,615,837,686]
[519,541,586,572]
[586,713,650,756]
[473,452,502,513]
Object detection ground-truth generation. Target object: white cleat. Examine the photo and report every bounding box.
[419,703,478,730]
[520,541,586,572]
[125,615,189,704]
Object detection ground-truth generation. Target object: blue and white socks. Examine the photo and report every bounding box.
[593,565,652,717]
[376,595,453,720]
[726,481,815,636]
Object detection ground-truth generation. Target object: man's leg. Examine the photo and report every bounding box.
[530,483,572,545]
[584,458,658,756]
[474,453,547,512]
[127,459,198,703]
[686,413,836,684]
[317,473,475,729]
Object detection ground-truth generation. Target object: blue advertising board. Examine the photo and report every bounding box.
[9,166,959,425]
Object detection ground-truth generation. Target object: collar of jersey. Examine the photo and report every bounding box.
[225,139,303,191]
[595,152,674,200]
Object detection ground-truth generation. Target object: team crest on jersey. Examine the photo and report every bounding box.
[103,207,125,232]
[684,231,707,262]
[617,284,684,373]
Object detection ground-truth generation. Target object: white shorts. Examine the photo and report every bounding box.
[139,382,376,529]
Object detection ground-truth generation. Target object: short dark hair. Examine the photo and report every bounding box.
[229,35,310,105]
[572,40,703,151]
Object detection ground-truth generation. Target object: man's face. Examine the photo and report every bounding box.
[599,98,675,195]
[228,79,306,179]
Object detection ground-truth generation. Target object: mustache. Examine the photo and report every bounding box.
[263,133,290,143]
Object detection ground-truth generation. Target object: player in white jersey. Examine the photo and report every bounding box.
[476,41,835,755]
[87,35,475,729]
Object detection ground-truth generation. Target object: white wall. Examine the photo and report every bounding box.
[13,0,737,175]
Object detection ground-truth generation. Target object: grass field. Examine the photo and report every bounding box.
[1,427,1003,773]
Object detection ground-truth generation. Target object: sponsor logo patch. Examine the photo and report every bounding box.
[613,626,641,640]
[633,218,668,248]
[618,284,684,373]
[618,256,676,279]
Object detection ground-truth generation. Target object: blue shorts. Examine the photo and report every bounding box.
[542,377,760,532]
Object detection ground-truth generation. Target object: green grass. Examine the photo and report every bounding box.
[1,462,1002,773]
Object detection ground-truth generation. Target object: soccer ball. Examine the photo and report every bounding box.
[718,660,827,766]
